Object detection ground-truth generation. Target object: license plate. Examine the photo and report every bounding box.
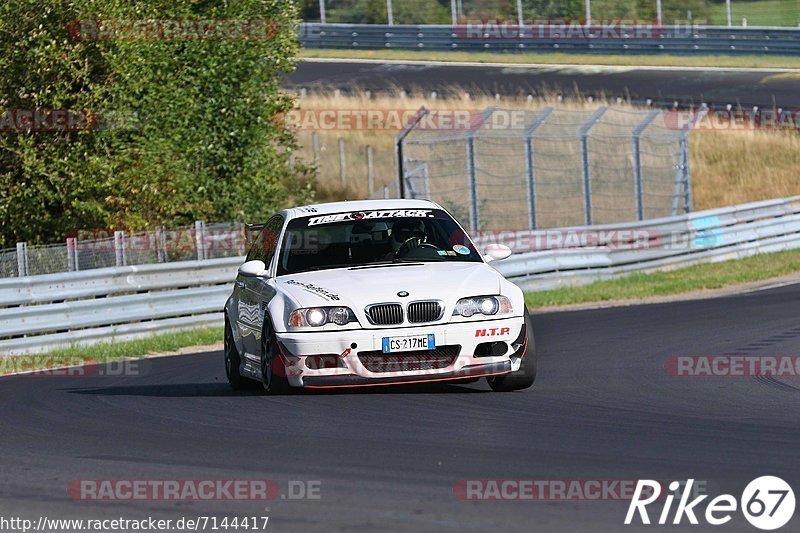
[382,334,435,353]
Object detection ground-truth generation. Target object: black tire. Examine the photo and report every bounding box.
[260,318,292,395]
[224,317,248,390]
[487,311,536,392]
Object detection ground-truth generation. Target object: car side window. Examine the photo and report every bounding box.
[246,216,284,270]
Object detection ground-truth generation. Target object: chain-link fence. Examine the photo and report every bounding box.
[295,129,398,199]
[0,248,18,278]
[3,222,248,279]
[398,106,690,231]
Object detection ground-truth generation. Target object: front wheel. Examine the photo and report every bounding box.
[487,311,536,392]
[224,318,247,390]
[260,318,292,395]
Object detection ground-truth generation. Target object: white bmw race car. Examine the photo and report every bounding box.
[224,199,535,393]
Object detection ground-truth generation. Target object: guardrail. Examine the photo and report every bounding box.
[2,196,800,355]
[0,258,241,355]
[490,195,800,290]
[299,23,800,56]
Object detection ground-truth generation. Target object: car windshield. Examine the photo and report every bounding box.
[276,208,483,275]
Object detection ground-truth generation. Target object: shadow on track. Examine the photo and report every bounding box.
[63,381,491,397]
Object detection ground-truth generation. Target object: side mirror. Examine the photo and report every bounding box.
[483,243,512,263]
[238,260,267,277]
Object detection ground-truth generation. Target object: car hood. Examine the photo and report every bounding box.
[276,262,502,310]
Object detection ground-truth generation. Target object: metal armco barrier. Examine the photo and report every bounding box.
[0,258,241,355]
[2,197,800,355]
[299,23,800,55]
[489,196,800,290]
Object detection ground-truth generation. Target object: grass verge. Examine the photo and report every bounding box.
[525,248,800,309]
[301,48,800,70]
[1,327,222,375]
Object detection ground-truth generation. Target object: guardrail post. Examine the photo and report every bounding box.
[67,237,79,272]
[632,110,659,221]
[114,231,126,267]
[523,107,554,230]
[195,221,206,261]
[367,145,374,197]
[579,107,608,226]
[16,242,28,277]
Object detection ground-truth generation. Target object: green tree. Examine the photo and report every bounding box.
[0,0,311,248]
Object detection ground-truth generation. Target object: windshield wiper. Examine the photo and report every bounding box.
[306,262,374,271]
[349,259,425,269]
[302,259,426,273]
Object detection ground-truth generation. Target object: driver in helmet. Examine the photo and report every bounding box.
[389,219,427,257]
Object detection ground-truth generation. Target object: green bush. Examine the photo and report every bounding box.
[0,0,312,248]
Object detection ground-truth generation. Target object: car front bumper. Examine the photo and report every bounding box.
[275,316,525,388]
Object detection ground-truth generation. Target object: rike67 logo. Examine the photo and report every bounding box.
[626,477,795,530]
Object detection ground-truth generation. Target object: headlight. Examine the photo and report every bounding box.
[289,306,358,328]
[452,296,513,318]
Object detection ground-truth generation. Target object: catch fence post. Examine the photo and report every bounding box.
[523,107,554,230]
[195,221,206,261]
[367,145,374,197]
[114,231,126,267]
[632,110,659,221]
[67,237,79,272]
[338,137,347,187]
[16,242,28,277]
[579,107,608,226]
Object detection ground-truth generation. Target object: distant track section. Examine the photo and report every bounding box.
[287,58,800,110]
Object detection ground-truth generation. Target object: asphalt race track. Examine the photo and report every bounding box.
[2,284,800,532]
[287,59,800,110]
